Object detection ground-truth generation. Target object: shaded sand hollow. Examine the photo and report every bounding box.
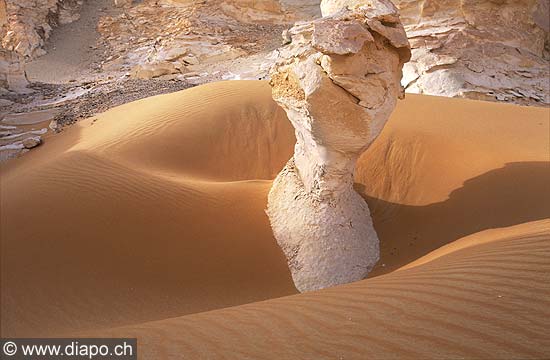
[1,81,549,358]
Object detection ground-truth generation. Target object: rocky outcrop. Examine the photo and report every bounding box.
[0,126,47,162]
[0,108,56,162]
[220,0,321,23]
[0,49,29,93]
[1,0,28,92]
[97,1,263,76]
[114,0,132,8]
[320,0,549,106]
[267,0,410,292]
[0,0,84,92]
[1,0,84,59]
[396,0,549,106]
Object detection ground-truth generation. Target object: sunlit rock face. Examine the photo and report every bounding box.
[395,0,549,106]
[0,0,83,92]
[96,1,251,77]
[230,0,549,105]
[0,49,28,92]
[220,0,321,23]
[1,0,83,59]
[320,0,549,106]
[114,0,132,7]
[267,0,410,292]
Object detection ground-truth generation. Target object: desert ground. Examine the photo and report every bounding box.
[1,80,549,358]
[1,0,550,359]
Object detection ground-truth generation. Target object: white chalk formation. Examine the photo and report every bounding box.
[267,0,410,292]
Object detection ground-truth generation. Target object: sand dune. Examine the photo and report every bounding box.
[100,219,550,359]
[1,81,549,358]
[1,82,297,337]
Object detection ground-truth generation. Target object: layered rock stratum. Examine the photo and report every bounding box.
[396,0,549,106]
[267,0,410,292]
[320,0,549,106]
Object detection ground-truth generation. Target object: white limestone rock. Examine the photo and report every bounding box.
[220,0,321,23]
[22,135,41,149]
[1,0,84,59]
[395,0,549,106]
[267,0,410,292]
[114,0,133,8]
[2,109,59,126]
[130,62,179,80]
[320,0,549,106]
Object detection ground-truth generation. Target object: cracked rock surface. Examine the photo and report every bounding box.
[323,0,550,106]
[267,0,410,292]
[396,0,549,106]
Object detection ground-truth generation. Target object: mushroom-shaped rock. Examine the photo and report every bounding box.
[267,0,410,292]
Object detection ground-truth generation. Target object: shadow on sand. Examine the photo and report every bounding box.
[355,161,550,276]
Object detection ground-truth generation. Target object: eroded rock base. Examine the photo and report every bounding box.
[268,159,379,292]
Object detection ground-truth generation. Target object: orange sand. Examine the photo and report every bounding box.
[1,81,549,358]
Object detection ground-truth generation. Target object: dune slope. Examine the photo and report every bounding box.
[101,219,550,359]
[1,81,549,358]
[1,81,298,337]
